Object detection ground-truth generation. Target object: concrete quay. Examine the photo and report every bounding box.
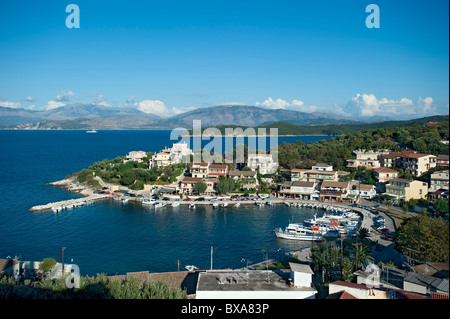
[29,193,108,212]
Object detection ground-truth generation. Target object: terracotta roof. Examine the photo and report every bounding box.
[330,280,369,290]
[321,181,349,188]
[209,164,228,169]
[430,292,450,299]
[374,167,398,173]
[192,162,209,167]
[326,290,358,299]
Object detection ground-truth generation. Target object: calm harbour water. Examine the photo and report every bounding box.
[0,130,335,275]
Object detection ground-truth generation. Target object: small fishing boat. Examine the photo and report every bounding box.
[142,198,156,205]
[221,202,228,207]
[212,202,219,208]
[185,265,199,271]
[255,201,262,206]
[171,201,180,207]
[234,202,241,208]
[154,201,166,208]
[122,198,129,204]
[189,202,196,209]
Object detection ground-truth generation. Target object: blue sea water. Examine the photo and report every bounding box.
[0,130,335,275]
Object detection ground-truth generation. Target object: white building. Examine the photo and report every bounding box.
[125,151,147,163]
[247,154,278,175]
[196,263,316,299]
[312,163,334,171]
[151,142,193,167]
[170,141,193,163]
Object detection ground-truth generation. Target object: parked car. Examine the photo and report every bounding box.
[386,232,395,241]
[183,198,191,201]
[373,205,382,208]
[381,228,390,235]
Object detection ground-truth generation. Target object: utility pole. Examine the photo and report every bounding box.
[340,237,344,279]
[210,246,213,270]
[61,247,66,275]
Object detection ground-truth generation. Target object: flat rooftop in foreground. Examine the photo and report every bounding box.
[196,270,315,292]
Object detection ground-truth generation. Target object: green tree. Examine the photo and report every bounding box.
[434,199,449,213]
[216,177,235,194]
[194,180,207,194]
[39,258,57,272]
[396,215,449,262]
[120,170,136,186]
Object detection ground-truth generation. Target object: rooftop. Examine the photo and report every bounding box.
[196,270,315,292]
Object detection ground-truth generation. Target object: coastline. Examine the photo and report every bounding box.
[1,128,338,137]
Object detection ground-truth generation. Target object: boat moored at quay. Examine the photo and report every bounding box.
[274,223,323,241]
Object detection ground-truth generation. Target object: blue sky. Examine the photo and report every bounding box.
[0,0,448,119]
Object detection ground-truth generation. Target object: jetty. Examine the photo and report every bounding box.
[29,193,108,212]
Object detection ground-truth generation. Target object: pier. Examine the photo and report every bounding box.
[29,194,108,212]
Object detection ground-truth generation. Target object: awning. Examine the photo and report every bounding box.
[160,188,177,193]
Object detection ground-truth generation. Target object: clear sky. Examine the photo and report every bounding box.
[0,0,448,119]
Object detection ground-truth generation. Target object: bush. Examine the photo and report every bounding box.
[39,258,57,272]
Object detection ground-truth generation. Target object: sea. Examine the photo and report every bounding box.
[0,130,336,276]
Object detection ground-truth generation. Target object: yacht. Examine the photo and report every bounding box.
[154,201,166,208]
[142,198,156,205]
[86,129,97,133]
[274,223,323,241]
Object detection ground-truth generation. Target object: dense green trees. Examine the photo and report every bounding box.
[194,180,207,194]
[276,122,449,170]
[216,176,235,194]
[0,274,187,299]
[395,215,449,263]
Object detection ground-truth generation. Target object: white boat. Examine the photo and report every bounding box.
[142,198,156,205]
[155,201,166,208]
[51,206,62,213]
[212,202,219,208]
[255,201,262,206]
[185,265,199,271]
[275,223,323,241]
[86,129,97,133]
[171,201,180,207]
[234,202,240,208]
[221,202,228,207]
[266,200,274,206]
[122,198,129,204]
[345,220,359,230]
[189,203,196,209]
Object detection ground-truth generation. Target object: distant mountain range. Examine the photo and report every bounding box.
[0,103,447,131]
[0,103,360,130]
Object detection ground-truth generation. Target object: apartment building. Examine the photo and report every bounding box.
[383,178,428,201]
[429,170,449,191]
[247,154,278,175]
[380,151,437,176]
[373,167,399,183]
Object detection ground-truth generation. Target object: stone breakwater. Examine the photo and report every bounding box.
[29,193,109,212]
[29,177,108,212]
